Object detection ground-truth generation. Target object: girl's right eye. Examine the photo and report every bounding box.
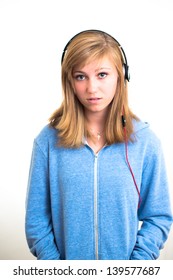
[74,74,85,81]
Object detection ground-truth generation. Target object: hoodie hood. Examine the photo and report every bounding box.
[133,119,150,133]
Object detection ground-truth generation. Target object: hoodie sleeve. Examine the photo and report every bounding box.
[25,140,61,260]
[130,136,173,260]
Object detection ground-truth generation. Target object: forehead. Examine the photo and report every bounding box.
[74,56,116,71]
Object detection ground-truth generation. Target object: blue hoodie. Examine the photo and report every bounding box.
[25,120,172,260]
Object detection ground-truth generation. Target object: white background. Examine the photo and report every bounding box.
[0,0,172,260]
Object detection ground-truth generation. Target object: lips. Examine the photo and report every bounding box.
[87,97,102,101]
[87,97,102,104]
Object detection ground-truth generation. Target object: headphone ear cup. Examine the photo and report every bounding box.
[123,63,130,82]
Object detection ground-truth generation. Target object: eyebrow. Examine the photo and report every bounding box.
[73,67,112,73]
[96,67,112,71]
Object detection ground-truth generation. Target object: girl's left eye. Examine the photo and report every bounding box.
[98,72,107,78]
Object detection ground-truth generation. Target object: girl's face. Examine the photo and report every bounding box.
[72,56,118,116]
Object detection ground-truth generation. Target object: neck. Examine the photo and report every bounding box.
[84,110,107,130]
[84,110,107,152]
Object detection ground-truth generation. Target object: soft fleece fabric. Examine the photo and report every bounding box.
[25,120,172,260]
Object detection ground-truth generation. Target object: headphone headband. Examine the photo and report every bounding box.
[61,29,130,82]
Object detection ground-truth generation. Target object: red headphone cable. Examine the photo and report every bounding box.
[122,115,142,209]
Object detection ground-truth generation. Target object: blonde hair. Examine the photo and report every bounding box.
[49,30,139,147]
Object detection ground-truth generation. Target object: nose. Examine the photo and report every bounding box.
[86,77,97,94]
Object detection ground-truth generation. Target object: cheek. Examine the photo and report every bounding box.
[73,85,86,102]
[111,79,118,95]
[73,83,84,95]
[105,81,117,99]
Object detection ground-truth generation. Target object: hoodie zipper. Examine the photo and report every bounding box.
[94,153,99,260]
[85,142,101,260]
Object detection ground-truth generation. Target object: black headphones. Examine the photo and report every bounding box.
[61,29,130,82]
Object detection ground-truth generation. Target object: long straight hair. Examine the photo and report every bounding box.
[49,31,139,147]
